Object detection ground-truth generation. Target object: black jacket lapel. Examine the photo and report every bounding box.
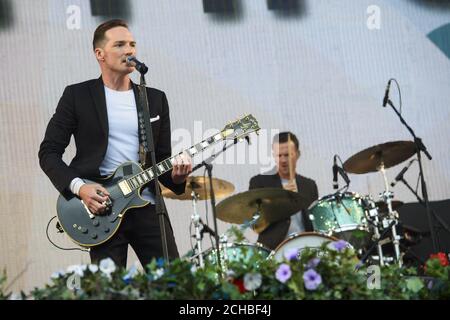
[89,76,109,138]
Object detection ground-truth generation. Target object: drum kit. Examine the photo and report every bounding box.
[162,140,424,270]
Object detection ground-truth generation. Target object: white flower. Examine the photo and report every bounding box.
[225,269,236,280]
[99,258,116,276]
[88,264,98,273]
[190,264,198,274]
[50,269,66,279]
[8,292,23,300]
[123,262,139,280]
[152,268,164,280]
[66,265,85,277]
[243,272,262,291]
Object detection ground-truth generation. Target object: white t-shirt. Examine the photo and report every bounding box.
[70,86,155,203]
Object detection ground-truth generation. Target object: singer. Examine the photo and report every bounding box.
[248,132,319,250]
[38,19,192,268]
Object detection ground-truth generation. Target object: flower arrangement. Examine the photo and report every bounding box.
[2,239,449,300]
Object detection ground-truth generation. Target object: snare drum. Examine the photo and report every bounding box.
[308,192,372,249]
[269,232,339,261]
[203,242,271,270]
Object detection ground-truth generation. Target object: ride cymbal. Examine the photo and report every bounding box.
[343,141,416,174]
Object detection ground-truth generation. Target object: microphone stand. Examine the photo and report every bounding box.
[386,99,439,252]
[136,69,170,262]
[191,139,239,276]
[398,177,450,236]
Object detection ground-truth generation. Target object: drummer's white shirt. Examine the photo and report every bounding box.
[282,178,306,238]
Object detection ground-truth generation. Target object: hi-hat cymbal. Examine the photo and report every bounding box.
[161,176,235,200]
[343,141,416,174]
[215,188,310,225]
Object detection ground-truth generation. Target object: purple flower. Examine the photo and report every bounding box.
[332,240,348,252]
[284,248,299,261]
[275,264,292,283]
[303,269,322,290]
[306,258,321,269]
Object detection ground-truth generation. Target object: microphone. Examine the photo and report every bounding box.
[391,159,416,187]
[126,56,148,74]
[333,155,338,190]
[382,79,392,107]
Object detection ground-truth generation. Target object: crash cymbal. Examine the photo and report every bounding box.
[161,176,235,200]
[215,188,310,225]
[375,200,404,212]
[343,141,416,174]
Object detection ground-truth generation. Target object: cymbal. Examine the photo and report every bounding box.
[161,176,235,200]
[343,141,416,174]
[215,188,310,225]
[375,200,404,212]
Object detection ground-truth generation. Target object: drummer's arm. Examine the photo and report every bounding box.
[312,182,319,201]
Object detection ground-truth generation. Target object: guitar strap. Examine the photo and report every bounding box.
[134,83,152,169]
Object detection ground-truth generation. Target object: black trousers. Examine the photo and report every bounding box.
[89,204,179,269]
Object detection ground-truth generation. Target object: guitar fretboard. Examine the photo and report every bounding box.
[123,132,225,191]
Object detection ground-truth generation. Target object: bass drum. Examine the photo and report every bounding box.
[269,232,339,262]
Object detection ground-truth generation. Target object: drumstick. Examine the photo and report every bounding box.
[287,133,295,185]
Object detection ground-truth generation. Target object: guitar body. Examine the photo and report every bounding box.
[55,114,260,248]
[56,161,148,247]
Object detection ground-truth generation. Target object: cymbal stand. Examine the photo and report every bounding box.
[365,198,385,266]
[378,162,402,267]
[190,191,205,268]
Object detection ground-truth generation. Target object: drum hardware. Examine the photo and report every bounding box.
[161,175,235,269]
[190,191,205,268]
[378,162,402,267]
[343,141,418,267]
[356,219,397,270]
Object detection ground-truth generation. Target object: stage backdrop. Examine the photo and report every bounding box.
[1,0,449,292]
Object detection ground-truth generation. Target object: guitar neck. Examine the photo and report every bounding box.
[123,131,227,191]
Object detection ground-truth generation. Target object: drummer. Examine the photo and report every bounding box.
[249,131,319,250]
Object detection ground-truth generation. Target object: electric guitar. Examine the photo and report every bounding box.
[56,115,260,247]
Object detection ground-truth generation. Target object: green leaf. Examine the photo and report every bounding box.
[406,277,424,293]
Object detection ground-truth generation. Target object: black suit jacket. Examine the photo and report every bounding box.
[39,77,185,197]
[249,173,319,250]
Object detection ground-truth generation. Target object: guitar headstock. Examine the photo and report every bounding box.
[221,114,260,141]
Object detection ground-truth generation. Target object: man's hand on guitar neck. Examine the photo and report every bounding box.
[79,184,110,215]
[171,152,192,184]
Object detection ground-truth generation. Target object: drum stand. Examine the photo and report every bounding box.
[190,191,205,268]
[377,163,403,267]
[365,199,386,266]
